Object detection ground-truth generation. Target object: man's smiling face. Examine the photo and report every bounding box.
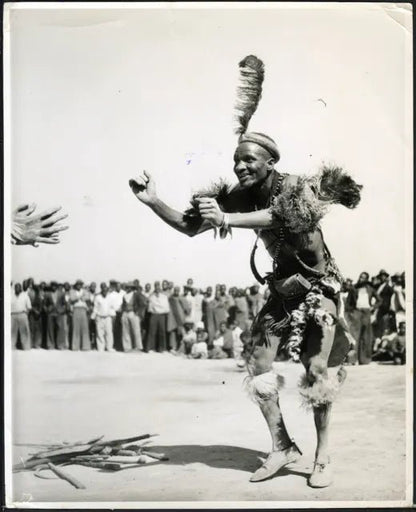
[233,142,274,189]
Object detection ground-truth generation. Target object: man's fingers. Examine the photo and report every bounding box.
[24,203,37,216]
[195,197,217,204]
[198,205,216,213]
[143,170,152,182]
[14,203,37,216]
[129,177,147,194]
[41,213,68,228]
[15,203,30,213]
[35,236,61,245]
[30,206,62,223]
[40,225,69,236]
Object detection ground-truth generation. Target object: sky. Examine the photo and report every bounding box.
[6,3,413,288]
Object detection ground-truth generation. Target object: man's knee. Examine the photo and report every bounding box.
[305,357,328,385]
[244,337,284,404]
[300,358,347,409]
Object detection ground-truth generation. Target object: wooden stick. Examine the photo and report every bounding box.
[76,461,121,470]
[95,434,158,447]
[47,463,86,489]
[114,450,137,456]
[30,444,94,460]
[106,455,148,464]
[141,450,169,461]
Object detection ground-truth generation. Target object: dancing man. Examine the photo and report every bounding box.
[129,56,361,488]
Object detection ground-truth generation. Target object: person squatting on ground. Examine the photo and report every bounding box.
[129,55,362,488]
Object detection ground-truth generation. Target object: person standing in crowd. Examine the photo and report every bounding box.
[233,288,250,329]
[57,283,70,349]
[92,282,115,352]
[30,284,45,349]
[143,283,152,299]
[63,282,73,343]
[352,272,381,364]
[391,272,406,328]
[183,286,196,324]
[338,278,358,365]
[141,283,152,342]
[161,280,171,295]
[133,278,141,289]
[121,282,143,352]
[213,286,229,330]
[44,281,69,349]
[11,282,32,350]
[70,280,90,350]
[247,284,265,320]
[147,281,170,352]
[87,282,97,348]
[184,278,194,296]
[38,281,48,347]
[23,278,36,347]
[202,286,216,344]
[374,270,394,341]
[192,288,204,325]
[134,284,149,340]
[108,280,124,351]
[167,286,187,353]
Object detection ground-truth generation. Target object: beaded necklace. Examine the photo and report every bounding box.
[250,171,286,284]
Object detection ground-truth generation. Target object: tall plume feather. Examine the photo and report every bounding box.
[234,55,265,135]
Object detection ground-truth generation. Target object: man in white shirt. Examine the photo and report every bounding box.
[92,283,115,352]
[353,272,381,364]
[11,282,32,349]
[146,281,170,352]
[121,282,143,352]
[109,280,125,350]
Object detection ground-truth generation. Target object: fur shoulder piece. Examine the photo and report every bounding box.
[188,178,234,212]
[271,166,362,234]
[184,178,252,218]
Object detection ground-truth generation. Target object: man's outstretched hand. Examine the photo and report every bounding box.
[129,170,158,206]
[12,204,69,247]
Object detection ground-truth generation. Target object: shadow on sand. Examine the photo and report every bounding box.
[139,444,310,479]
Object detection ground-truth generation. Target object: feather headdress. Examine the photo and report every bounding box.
[234,55,265,135]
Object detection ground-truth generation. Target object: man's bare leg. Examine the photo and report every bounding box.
[246,334,302,482]
[301,297,340,488]
[314,403,331,463]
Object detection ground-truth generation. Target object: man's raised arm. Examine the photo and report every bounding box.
[129,171,213,237]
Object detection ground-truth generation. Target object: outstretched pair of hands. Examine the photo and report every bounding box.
[12,203,69,247]
[129,171,225,227]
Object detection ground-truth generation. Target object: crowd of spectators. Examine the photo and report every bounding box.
[341,269,406,365]
[10,269,406,365]
[10,277,264,365]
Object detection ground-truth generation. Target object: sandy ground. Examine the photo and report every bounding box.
[9,350,407,505]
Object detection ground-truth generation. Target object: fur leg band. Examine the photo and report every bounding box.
[244,369,285,404]
[298,366,347,409]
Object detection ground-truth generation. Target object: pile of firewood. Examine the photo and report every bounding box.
[13,433,168,489]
